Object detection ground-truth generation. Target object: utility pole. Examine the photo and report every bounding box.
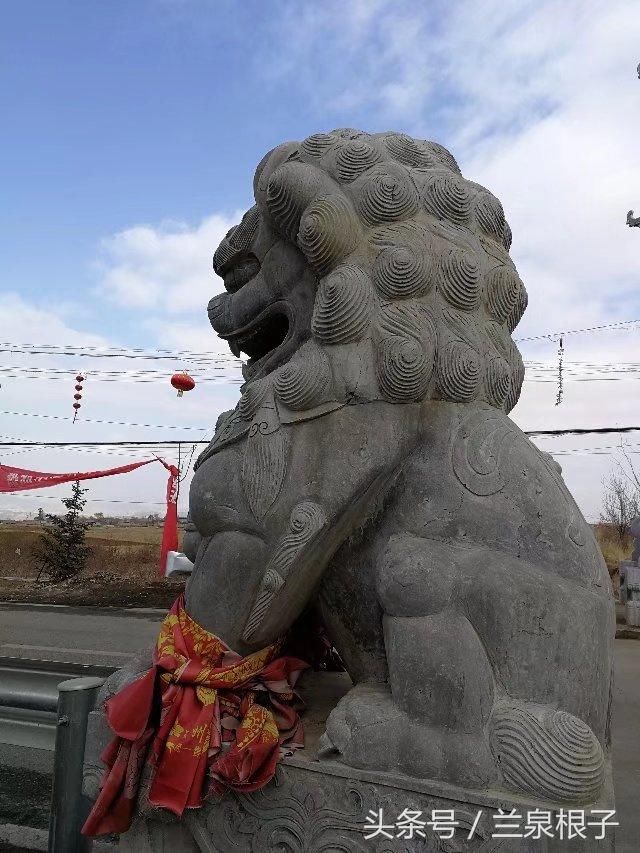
[627,64,640,227]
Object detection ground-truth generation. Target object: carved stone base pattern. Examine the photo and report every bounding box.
[113,756,615,853]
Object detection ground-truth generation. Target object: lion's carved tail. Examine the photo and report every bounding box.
[490,700,605,803]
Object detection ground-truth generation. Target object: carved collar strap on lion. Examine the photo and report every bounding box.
[82,595,308,837]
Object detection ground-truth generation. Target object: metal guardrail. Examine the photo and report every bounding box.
[0,658,116,850]
[49,676,105,853]
[0,657,115,750]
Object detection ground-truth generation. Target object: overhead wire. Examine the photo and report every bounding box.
[0,342,241,361]
[5,493,167,505]
[2,429,637,507]
[0,410,210,431]
[1,318,638,357]
[0,365,242,383]
[3,360,640,385]
[1,321,640,503]
[514,318,640,342]
[0,427,639,447]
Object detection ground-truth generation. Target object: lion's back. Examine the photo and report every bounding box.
[389,403,608,592]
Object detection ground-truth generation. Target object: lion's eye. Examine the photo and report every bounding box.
[223,254,260,293]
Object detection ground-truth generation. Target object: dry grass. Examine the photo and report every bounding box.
[594,522,633,572]
[0,574,184,608]
[86,525,164,544]
[0,519,630,608]
[0,522,181,582]
[0,521,185,607]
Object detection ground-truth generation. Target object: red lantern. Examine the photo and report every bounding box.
[170,372,196,397]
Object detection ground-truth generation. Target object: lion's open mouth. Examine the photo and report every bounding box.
[223,305,291,374]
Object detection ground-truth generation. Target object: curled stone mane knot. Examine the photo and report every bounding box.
[242,129,528,413]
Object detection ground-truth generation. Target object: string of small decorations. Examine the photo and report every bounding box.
[69,371,197,424]
[555,336,564,406]
[73,373,85,423]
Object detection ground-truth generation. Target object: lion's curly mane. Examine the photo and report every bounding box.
[214,128,527,417]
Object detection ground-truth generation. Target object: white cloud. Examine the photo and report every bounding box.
[97,213,240,313]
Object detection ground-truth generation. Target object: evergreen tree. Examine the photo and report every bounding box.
[39,480,92,581]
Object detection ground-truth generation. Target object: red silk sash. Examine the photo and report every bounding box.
[82,595,308,837]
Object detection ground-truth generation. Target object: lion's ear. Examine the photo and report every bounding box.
[253,142,300,209]
[265,162,336,242]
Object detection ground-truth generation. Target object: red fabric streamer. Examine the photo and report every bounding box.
[0,459,155,492]
[158,463,179,577]
[82,595,308,837]
[0,458,179,575]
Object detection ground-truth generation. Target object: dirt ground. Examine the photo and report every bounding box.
[0,522,185,608]
[0,575,185,608]
[0,520,631,609]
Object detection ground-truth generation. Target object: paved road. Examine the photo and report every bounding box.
[0,603,163,668]
[612,638,640,852]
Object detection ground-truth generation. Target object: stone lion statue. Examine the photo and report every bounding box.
[186,129,614,804]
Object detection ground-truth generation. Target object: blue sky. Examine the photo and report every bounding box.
[0,0,567,333]
[1,1,451,322]
[1,0,640,518]
[2,1,284,339]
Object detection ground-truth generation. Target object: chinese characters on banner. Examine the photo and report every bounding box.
[363,808,618,842]
[0,459,157,491]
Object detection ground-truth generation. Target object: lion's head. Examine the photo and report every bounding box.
[208,129,526,420]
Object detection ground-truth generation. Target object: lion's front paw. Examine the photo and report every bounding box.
[320,682,497,789]
[319,683,405,771]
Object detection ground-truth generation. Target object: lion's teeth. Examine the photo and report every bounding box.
[229,340,241,358]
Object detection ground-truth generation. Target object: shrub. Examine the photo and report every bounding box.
[38,481,93,582]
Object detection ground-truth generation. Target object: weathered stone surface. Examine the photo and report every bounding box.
[84,129,615,849]
[188,757,616,852]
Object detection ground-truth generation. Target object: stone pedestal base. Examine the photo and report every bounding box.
[83,673,615,852]
[113,755,616,853]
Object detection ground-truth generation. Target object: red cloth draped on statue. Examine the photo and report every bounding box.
[82,595,308,837]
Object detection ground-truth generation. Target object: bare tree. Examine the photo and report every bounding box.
[601,442,640,542]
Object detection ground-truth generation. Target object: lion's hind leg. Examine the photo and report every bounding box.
[320,535,498,786]
[319,608,498,787]
[321,532,608,803]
